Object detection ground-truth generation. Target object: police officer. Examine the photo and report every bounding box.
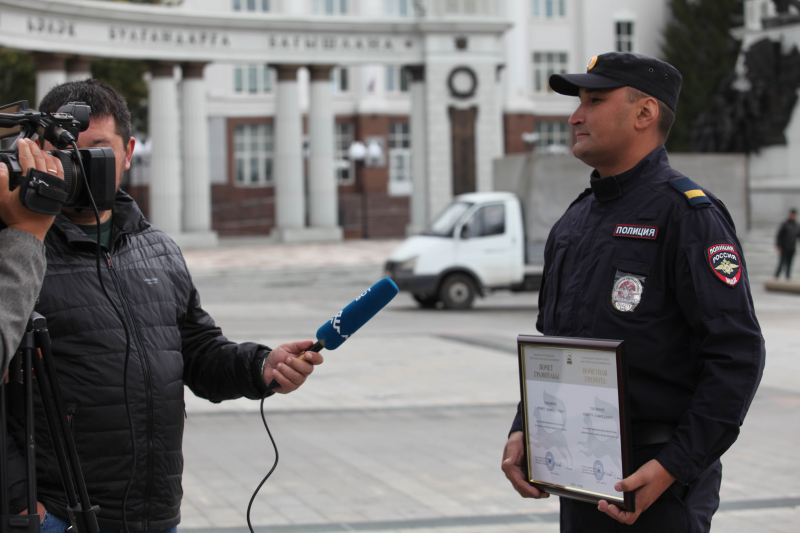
[500,52,765,532]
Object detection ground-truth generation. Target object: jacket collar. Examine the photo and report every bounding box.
[50,189,150,249]
[590,145,670,203]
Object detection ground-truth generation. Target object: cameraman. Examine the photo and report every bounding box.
[0,138,64,376]
[7,79,323,533]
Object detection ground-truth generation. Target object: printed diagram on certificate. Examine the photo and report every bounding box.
[523,346,624,500]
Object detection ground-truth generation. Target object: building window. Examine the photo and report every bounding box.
[234,66,243,92]
[388,122,412,196]
[535,120,570,151]
[335,122,354,185]
[386,0,411,16]
[532,0,566,18]
[234,123,274,187]
[248,65,258,93]
[386,66,410,92]
[616,21,634,52]
[234,65,273,94]
[332,67,349,93]
[234,0,269,11]
[313,0,348,15]
[533,52,568,93]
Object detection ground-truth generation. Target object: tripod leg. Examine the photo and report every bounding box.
[1,335,40,533]
[29,349,79,511]
[22,347,36,516]
[33,320,99,533]
[1,379,9,519]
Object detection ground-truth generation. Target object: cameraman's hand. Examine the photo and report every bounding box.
[0,139,64,242]
[263,340,323,394]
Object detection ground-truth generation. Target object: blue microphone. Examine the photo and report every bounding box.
[268,278,399,390]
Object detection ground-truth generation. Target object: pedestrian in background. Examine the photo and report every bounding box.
[775,208,798,280]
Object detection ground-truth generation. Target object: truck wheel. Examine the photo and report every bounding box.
[439,274,476,310]
[413,293,439,309]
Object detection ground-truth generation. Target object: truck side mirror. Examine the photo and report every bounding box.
[460,225,470,239]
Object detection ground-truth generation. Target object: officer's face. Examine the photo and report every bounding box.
[569,87,637,170]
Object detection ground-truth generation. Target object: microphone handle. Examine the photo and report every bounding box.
[267,340,324,391]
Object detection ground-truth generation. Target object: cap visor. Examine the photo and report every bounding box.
[549,73,626,96]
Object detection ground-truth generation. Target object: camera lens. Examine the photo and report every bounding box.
[48,150,83,207]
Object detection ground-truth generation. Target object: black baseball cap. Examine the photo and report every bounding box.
[549,52,683,111]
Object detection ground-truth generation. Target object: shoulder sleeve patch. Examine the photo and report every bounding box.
[707,243,742,287]
[669,177,712,208]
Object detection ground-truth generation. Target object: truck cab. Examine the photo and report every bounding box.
[385,192,540,309]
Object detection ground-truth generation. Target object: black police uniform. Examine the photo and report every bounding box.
[509,53,765,533]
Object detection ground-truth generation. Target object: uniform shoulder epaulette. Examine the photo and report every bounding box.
[669,176,711,208]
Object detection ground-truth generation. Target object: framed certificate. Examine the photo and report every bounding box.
[517,335,635,512]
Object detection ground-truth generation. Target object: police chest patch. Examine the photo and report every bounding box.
[614,224,658,240]
[707,243,741,287]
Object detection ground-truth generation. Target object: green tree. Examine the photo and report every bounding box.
[661,0,744,152]
[0,50,36,108]
[91,59,150,135]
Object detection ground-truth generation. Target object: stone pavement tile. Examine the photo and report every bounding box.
[712,508,800,533]
[182,240,401,273]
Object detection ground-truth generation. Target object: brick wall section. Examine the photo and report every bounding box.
[503,113,576,154]
[504,113,536,154]
[212,184,275,236]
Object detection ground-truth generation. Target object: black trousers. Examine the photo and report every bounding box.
[775,250,795,279]
[560,445,722,533]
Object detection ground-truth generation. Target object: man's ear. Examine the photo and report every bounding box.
[124,137,135,171]
[635,97,659,134]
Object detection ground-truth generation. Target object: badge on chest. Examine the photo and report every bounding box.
[611,270,645,312]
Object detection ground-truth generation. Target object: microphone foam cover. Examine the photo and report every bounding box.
[316,278,399,350]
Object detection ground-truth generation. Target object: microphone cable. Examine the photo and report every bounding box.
[69,140,136,533]
[246,397,279,533]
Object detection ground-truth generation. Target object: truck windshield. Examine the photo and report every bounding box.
[423,201,473,237]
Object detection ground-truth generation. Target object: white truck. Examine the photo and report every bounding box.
[384,192,544,309]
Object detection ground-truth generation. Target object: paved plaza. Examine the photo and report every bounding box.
[177,236,800,533]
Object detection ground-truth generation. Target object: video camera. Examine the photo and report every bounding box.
[0,100,116,218]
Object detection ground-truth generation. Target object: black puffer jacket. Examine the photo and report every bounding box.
[9,191,270,530]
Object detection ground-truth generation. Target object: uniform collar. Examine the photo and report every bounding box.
[590,145,669,203]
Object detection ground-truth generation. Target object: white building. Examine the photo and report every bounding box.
[1,0,674,243]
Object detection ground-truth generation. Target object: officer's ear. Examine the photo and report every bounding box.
[634,96,660,136]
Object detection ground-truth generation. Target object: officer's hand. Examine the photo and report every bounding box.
[0,139,65,242]
[597,459,675,525]
[502,431,550,499]
[263,340,323,394]
[776,247,782,253]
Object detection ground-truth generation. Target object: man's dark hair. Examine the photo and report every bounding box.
[628,87,676,142]
[38,79,132,145]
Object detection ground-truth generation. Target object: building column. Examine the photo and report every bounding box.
[180,62,217,246]
[406,65,428,235]
[66,57,93,82]
[271,64,306,240]
[148,62,182,236]
[307,65,343,240]
[34,53,67,107]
